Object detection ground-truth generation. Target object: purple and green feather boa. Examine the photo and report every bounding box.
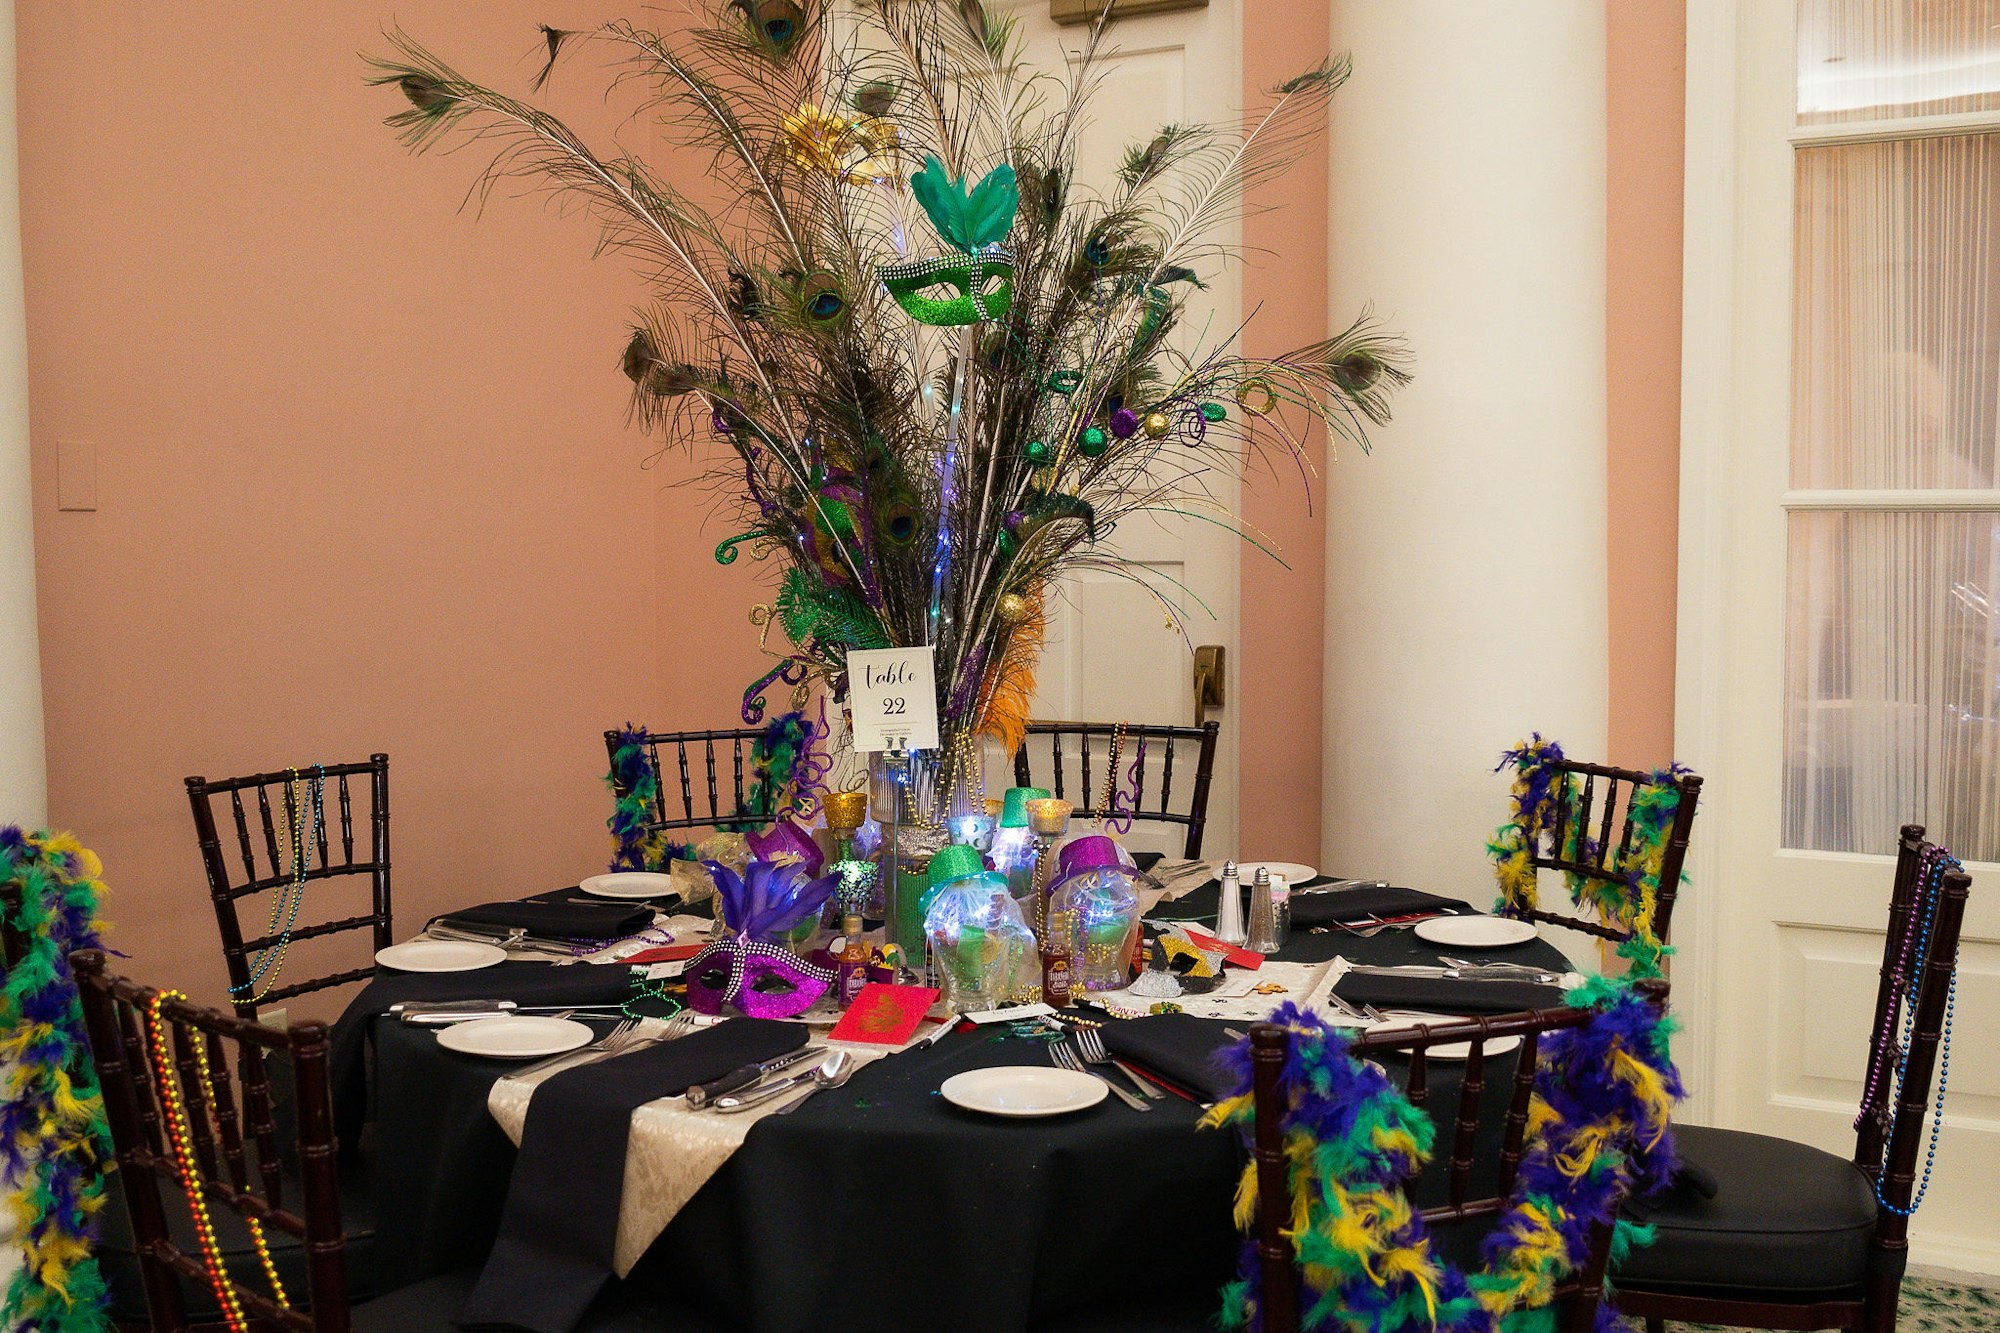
[1,826,114,1332]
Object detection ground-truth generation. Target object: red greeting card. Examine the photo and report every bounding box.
[1181,928,1265,970]
[828,983,941,1045]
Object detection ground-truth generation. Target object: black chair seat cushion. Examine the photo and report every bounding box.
[98,1152,380,1322]
[1613,1123,1879,1300]
[352,1266,737,1332]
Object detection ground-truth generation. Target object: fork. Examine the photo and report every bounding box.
[514,1017,638,1079]
[1051,1039,1151,1111]
[1073,1026,1162,1100]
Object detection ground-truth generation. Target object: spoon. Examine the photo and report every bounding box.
[712,1049,852,1113]
[772,1051,858,1115]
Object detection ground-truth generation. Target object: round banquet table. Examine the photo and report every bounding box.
[335,893,1573,1332]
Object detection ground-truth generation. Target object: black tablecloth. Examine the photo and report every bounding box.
[332,905,1571,1329]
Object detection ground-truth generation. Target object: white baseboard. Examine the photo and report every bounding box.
[1913,1231,2000,1281]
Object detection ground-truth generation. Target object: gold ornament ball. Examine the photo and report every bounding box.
[1142,411,1171,438]
[996,592,1032,625]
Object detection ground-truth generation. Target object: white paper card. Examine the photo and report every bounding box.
[846,647,940,753]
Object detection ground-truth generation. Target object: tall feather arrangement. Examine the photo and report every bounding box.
[369,2,1408,807]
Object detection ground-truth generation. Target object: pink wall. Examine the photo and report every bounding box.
[1604,0,1686,769]
[1237,2,1333,863]
[20,1,761,1012]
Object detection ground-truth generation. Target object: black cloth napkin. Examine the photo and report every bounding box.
[432,897,654,943]
[1288,885,1472,927]
[457,1018,809,1333]
[1097,1013,1242,1102]
[1330,971,1563,1015]
[329,962,634,1151]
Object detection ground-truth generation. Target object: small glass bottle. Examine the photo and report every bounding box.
[834,913,872,1006]
[1041,908,1076,1008]
[1269,872,1292,953]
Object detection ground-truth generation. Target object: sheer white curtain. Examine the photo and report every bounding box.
[1785,9,2000,861]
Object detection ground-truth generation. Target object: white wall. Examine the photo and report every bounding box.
[1,0,42,1295]
[0,0,43,829]
[1323,1,1609,933]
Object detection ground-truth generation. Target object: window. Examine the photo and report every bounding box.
[1784,0,2000,859]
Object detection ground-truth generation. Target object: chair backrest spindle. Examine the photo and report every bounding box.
[186,754,393,1021]
[1011,720,1222,857]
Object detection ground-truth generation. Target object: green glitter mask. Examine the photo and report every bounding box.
[879,248,1015,326]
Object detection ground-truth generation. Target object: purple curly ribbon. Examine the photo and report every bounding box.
[1104,737,1146,835]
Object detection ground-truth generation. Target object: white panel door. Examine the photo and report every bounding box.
[1683,0,2000,1274]
[995,0,1242,860]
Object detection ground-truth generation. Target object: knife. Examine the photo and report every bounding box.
[685,1046,818,1108]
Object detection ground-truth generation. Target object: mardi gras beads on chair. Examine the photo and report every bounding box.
[145,990,289,1331]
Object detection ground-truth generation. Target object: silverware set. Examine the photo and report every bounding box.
[424,923,575,958]
[1342,961,1561,984]
[711,1049,855,1114]
[511,1011,699,1079]
[1050,1032,1153,1111]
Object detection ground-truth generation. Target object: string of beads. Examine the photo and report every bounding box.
[229,765,324,998]
[144,990,290,1329]
[1870,847,1960,1218]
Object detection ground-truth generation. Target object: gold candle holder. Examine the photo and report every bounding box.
[822,789,869,834]
[1026,798,1072,837]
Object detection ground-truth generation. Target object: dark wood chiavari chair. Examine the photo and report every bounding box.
[1249,1002,1634,1333]
[73,948,354,1333]
[1510,757,1703,955]
[185,755,392,1021]
[1611,825,1973,1333]
[76,948,689,1332]
[1011,719,1221,857]
[605,727,789,838]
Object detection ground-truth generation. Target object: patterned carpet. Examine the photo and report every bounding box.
[1645,1275,2000,1331]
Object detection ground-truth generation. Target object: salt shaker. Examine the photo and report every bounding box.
[1215,860,1246,945]
[1245,866,1278,953]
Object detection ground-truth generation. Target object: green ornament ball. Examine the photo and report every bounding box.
[1025,438,1053,465]
[1199,402,1227,423]
[1079,426,1108,457]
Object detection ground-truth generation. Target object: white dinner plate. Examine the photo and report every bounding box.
[579,871,677,900]
[374,939,507,973]
[1413,915,1539,948]
[1234,861,1317,885]
[940,1066,1107,1118]
[434,1015,595,1060]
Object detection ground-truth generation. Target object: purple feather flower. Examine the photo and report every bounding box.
[704,858,839,941]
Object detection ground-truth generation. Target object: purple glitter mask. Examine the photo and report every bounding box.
[686,857,841,1019]
[684,938,835,1019]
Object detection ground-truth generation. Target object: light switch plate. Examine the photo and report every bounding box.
[56,437,96,511]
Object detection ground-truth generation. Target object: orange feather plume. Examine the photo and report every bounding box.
[975,592,1045,755]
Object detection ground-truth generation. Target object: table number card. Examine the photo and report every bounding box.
[845,647,940,754]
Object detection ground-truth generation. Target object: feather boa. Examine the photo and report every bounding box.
[605,726,692,873]
[1,826,114,1332]
[1487,736,1689,979]
[607,714,829,865]
[1202,979,1680,1333]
